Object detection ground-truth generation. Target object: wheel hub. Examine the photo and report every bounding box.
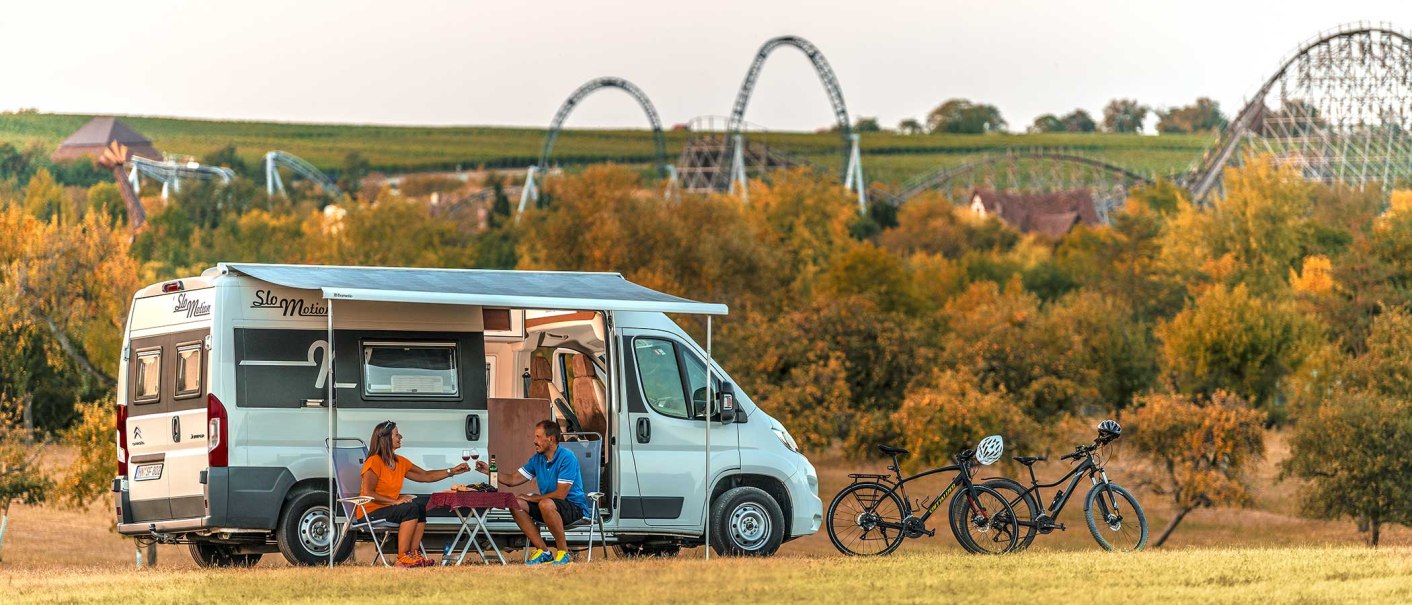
[299,505,332,555]
[729,503,771,550]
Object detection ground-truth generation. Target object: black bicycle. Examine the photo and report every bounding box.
[826,436,1019,556]
[984,420,1148,552]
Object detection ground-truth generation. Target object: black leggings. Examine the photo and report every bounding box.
[365,496,427,524]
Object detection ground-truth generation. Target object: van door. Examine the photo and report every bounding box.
[124,329,212,523]
[622,331,740,528]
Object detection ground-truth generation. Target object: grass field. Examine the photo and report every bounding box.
[6,548,1412,604]
[0,112,1213,186]
[2,432,1409,602]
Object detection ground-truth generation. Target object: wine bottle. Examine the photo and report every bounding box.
[488,455,498,489]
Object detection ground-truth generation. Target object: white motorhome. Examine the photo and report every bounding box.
[113,263,821,566]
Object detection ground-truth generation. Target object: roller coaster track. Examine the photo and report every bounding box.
[265,150,341,198]
[728,35,853,151]
[896,150,1153,222]
[538,76,668,176]
[1187,23,1412,203]
[127,156,235,199]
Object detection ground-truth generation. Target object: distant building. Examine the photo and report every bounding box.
[969,188,1101,238]
[51,116,161,163]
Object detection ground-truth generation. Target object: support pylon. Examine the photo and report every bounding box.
[517,166,540,219]
[728,134,749,204]
[843,133,867,213]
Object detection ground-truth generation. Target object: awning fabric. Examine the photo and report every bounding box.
[220,263,728,315]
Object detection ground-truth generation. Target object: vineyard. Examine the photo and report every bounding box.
[0,112,1211,185]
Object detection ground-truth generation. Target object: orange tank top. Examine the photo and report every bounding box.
[359,454,411,517]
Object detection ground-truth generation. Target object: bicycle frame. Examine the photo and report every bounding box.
[860,454,984,527]
[1007,452,1105,525]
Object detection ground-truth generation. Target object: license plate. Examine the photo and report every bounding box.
[134,463,163,481]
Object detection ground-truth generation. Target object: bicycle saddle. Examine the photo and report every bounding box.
[877,444,910,457]
[1013,455,1047,466]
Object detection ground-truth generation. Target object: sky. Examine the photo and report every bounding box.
[0,0,1406,131]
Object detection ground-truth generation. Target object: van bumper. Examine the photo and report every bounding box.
[787,458,823,538]
[113,467,294,536]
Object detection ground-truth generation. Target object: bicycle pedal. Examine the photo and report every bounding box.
[1038,522,1066,533]
[924,528,936,538]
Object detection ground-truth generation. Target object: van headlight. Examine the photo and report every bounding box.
[772,427,800,453]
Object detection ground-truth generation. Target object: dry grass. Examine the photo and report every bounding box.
[5,548,1412,604]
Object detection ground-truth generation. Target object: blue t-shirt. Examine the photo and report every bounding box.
[519,446,588,515]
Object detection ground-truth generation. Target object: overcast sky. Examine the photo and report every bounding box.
[0,1,1405,131]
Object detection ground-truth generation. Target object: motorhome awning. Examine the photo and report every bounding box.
[220,263,728,315]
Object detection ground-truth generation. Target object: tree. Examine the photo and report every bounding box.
[1157,284,1315,417]
[1157,97,1227,134]
[927,99,1006,134]
[1061,109,1097,133]
[55,399,115,507]
[200,144,254,179]
[1129,391,1264,547]
[890,368,1034,469]
[1030,114,1064,133]
[897,118,924,135]
[1102,99,1149,133]
[853,117,881,133]
[0,402,53,563]
[338,151,371,194]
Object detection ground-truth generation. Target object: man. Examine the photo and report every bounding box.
[476,420,588,565]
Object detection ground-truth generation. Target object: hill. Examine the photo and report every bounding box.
[0,112,1213,185]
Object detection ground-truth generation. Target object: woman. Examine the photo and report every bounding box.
[361,420,469,567]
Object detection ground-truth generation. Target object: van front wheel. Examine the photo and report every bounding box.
[277,490,355,566]
[709,487,784,556]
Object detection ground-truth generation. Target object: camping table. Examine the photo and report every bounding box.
[428,490,522,565]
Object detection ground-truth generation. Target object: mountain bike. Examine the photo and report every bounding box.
[826,436,1019,556]
[983,420,1148,552]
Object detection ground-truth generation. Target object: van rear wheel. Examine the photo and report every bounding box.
[709,487,785,556]
[277,490,355,566]
[189,542,263,568]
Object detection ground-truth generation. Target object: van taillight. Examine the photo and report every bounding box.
[207,393,229,468]
[162,281,183,293]
[116,403,129,477]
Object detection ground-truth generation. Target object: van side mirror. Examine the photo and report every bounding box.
[718,383,737,424]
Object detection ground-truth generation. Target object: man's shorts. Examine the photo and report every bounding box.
[527,498,584,524]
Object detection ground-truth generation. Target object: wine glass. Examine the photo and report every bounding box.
[467,448,481,483]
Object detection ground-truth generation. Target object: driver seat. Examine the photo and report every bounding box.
[877,444,909,457]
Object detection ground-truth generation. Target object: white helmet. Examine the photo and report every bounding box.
[975,435,1005,466]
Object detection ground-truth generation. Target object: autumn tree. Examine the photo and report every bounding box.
[927,99,1006,134]
[1157,284,1315,417]
[1128,391,1264,547]
[1102,99,1148,133]
[1156,98,1227,133]
[891,369,1034,469]
[55,399,116,507]
[897,118,925,135]
[0,403,53,563]
[1284,307,1412,546]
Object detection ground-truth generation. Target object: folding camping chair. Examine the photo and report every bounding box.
[329,438,423,566]
[522,432,609,562]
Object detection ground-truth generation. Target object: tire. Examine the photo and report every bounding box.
[1084,482,1148,552]
[826,482,907,557]
[948,485,1019,555]
[983,478,1040,551]
[613,543,681,558]
[709,486,785,557]
[189,543,262,568]
[277,490,355,566]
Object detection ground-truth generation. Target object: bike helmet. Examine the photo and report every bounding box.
[1097,419,1122,439]
[974,435,1005,466]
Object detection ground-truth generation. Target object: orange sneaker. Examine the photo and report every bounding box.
[396,553,423,568]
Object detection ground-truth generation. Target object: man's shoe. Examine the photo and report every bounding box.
[526,549,553,565]
[550,550,572,566]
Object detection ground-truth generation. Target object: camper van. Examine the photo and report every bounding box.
[113,263,821,566]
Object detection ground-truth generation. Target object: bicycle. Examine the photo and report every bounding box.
[826,436,1020,556]
[983,419,1149,552]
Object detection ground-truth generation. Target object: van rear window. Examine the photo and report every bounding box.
[175,343,204,398]
[134,349,161,403]
[362,342,459,397]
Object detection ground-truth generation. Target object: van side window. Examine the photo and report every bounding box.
[133,349,162,404]
[682,352,721,420]
[362,342,460,398]
[633,338,689,419]
[174,342,204,399]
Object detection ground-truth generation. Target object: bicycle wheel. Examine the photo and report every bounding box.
[827,482,908,556]
[948,484,1019,555]
[983,478,1039,551]
[1084,482,1148,552]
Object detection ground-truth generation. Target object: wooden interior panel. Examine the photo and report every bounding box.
[487,397,551,495]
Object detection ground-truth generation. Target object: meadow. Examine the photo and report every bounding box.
[0,112,1213,185]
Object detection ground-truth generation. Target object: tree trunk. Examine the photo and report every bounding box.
[1153,507,1191,548]
[109,165,145,232]
[1370,521,1381,548]
[21,393,33,440]
[0,498,11,564]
